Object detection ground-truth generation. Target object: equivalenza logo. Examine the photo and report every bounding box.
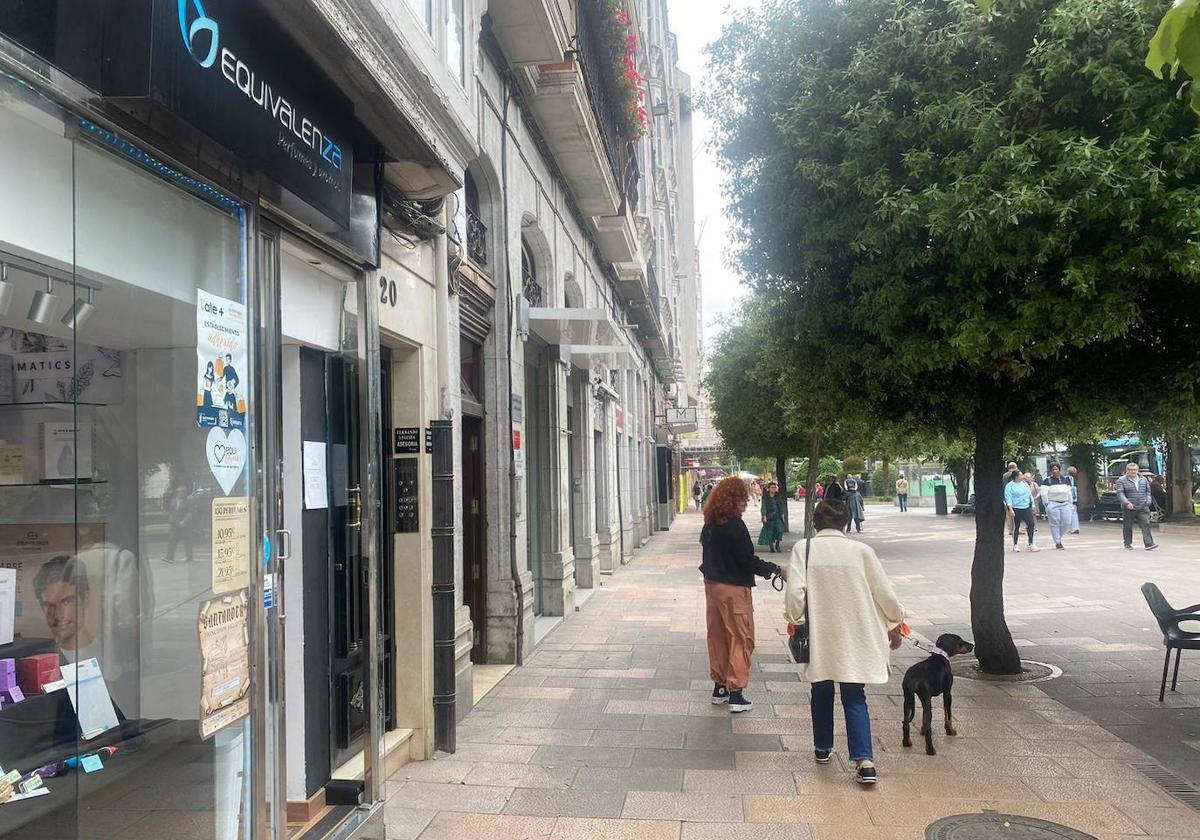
[177,0,343,172]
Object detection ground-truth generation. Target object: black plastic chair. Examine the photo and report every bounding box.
[1141,582,1200,702]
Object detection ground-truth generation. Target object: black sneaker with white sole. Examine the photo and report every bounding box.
[728,691,753,713]
[711,683,729,705]
[855,760,877,785]
[814,749,832,765]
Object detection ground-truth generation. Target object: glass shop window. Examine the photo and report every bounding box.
[0,74,255,840]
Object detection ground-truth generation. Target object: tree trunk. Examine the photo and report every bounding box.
[1166,437,1195,520]
[804,435,822,538]
[970,412,1022,675]
[947,458,971,504]
[776,454,790,532]
[1069,443,1100,510]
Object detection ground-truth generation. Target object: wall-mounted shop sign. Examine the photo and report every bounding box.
[1,0,359,225]
[394,427,420,455]
[150,0,354,225]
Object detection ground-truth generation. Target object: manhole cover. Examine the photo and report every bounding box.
[927,811,1098,839]
[950,659,1062,683]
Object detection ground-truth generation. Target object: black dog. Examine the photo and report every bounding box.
[901,633,974,756]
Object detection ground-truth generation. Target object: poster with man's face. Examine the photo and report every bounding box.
[0,524,105,651]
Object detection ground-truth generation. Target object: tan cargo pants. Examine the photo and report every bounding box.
[705,581,756,691]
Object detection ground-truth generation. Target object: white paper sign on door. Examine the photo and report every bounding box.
[303,441,328,510]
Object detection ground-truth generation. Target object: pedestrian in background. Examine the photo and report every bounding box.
[1005,472,1039,552]
[757,480,785,553]
[1041,464,1074,550]
[699,477,785,713]
[823,474,844,502]
[784,500,905,785]
[692,480,703,511]
[701,482,714,508]
[1032,469,1047,518]
[845,479,866,533]
[1116,462,1159,551]
[1067,465,1081,533]
[895,473,909,512]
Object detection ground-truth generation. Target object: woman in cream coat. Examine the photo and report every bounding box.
[784,500,905,784]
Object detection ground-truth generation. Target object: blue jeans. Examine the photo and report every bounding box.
[811,681,873,761]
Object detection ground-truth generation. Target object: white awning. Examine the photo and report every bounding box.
[564,344,638,370]
[527,307,625,347]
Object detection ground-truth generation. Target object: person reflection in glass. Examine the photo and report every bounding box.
[222,352,240,411]
[203,360,216,408]
[164,482,195,564]
[34,556,98,663]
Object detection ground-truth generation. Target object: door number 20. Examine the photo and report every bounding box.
[379,276,397,308]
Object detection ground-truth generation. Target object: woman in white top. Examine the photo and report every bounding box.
[784,500,905,784]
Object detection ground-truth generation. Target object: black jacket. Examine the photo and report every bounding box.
[699,518,781,587]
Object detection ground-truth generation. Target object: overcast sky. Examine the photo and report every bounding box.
[667,0,759,351]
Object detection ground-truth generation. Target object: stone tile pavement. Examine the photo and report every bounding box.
[845,504,1200,787]
[381,507,1200,839]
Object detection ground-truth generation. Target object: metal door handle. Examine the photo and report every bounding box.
[348,486,361,528]
[276,529,292,560]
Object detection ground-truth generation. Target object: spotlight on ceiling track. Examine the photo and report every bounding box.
[62,286,96,330]
[0,264,13,317]
[27,274,59,325]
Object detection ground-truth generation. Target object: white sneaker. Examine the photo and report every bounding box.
[1029,544,1041,552]
[1014,544,1021,553]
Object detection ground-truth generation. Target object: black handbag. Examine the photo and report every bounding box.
[788,538,811,664]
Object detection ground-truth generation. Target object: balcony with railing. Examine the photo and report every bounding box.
[513,1,647,288]
[466,208,488,268]
[574,0,640,217]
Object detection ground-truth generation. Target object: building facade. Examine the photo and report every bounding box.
[0,1,696,839]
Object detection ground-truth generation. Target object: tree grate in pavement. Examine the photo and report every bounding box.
[925,811,1098,839]
[1128,762,1200,812]
[950,659,1062,683]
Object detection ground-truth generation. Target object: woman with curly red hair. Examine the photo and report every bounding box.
[700,476,786,712]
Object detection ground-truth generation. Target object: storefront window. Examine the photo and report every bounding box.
[0,73,254,839]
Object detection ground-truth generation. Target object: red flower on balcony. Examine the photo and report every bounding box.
[597,0,647,140]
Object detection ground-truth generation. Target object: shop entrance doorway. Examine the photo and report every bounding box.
[271,234,384,818]
[312,351,367,770]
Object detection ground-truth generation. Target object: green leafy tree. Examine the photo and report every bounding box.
[707,0,1200,673]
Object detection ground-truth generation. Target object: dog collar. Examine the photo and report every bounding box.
[932,647,950,660]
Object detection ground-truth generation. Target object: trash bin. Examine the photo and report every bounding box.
[934,484,948,515]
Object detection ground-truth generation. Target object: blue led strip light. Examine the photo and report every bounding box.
[77,118,242,214]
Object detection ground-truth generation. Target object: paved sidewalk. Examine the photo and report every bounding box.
[382,510,1200,840]
[843,503,1200,787]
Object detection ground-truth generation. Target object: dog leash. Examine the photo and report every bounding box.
[899,623,947,658]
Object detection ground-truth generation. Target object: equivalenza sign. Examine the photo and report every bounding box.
[151,0,353,225]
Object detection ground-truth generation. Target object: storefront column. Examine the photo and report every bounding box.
[597,394,621,573]
[572,375,600,588]
[621,372,637,563]
[538,353,575,616]
[483,307,533,663]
